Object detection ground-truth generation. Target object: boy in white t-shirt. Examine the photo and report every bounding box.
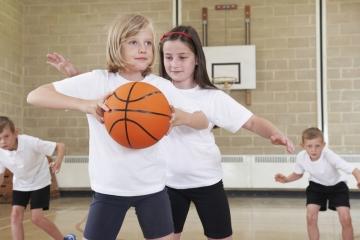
[275,127,360,240]
[0,116,76,240]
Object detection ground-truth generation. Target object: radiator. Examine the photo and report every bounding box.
[56,156,90,190]
[56,155,360,190]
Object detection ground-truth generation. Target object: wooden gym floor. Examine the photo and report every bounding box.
[1,194,360,239]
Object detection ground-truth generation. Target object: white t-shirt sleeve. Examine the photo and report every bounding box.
[326,148,355,174]
[53,70,106,99]
[30,136,57,156]
[294,152,305,174]
[209,90,253,133]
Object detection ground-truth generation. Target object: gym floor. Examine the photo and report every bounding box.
[1,194,360,239]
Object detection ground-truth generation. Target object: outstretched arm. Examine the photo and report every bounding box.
[47,52,80,77]
[243,115,295,153]
[27,83,110,123]
[49,142,66,174]
[275,172,303,183]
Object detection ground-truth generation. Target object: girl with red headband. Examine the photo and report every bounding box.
[157,25,294,240]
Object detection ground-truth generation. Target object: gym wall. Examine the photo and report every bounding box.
[0,0,359,155]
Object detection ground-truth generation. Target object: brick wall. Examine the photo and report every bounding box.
[1,0,358,155]
[0,0,24,129]
[182,0,317,154]
[22,0,173,154]
[327,0,360,153]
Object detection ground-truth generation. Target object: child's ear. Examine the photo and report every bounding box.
[14,128,19,135]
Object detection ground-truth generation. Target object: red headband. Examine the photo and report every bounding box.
[160,31,192,42]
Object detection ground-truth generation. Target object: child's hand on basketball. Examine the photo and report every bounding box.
[81,93,112,123]
[274,173,287,183]
[47,52,80,77]
[270,134,295,154]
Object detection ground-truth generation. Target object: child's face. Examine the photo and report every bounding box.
[302,137,325,160]
[122,25,154,74]
[0,126,18,151]
[162,39,197,88]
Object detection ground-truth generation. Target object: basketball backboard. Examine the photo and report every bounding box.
[202,45,256,90]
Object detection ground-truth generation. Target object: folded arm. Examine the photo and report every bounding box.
[27,83,85,110]
[171,108,208,130]
[27,84,110,123]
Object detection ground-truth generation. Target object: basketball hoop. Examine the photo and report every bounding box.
[212,77,236,93]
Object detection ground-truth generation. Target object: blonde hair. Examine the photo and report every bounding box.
[301,127,324,144]
[106,14,155,76]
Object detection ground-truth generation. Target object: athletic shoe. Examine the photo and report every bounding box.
[64,234,77,240]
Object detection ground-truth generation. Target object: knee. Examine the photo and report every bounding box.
[31,213,44,226]
[339,214,352,228]
[11,209,23,225]
[306,213,318,226]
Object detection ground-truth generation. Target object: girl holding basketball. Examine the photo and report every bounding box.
[27,15,209,240]
[46,26,295,240]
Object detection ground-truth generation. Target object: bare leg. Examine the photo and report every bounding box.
[11,206,25,240]
[173,233,181,240]
[336,207,353,240]
[306,204,320,240]
[30,208,64,240]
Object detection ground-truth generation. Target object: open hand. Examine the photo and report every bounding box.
[47,52,80,77]
[270,134,295,154]
[274,173,287,183]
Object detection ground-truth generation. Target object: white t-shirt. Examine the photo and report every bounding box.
[164,86,253,189]
[53,70,199,196]
[0,135,55,191]
[294,147,355,186]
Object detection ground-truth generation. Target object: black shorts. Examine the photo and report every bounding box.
[12,185,50,210]
[84,188,174,240]
[306,181,350,211]
[166,180,232,239]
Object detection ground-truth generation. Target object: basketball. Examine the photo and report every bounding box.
[104,82,172,149]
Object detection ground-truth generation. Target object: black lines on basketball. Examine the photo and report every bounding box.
[124,82,137,148]
[113,90,163,102]
[108,118,159,142]
[104,82,172,149]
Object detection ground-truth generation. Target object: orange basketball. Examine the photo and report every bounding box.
[104,82,172,149]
